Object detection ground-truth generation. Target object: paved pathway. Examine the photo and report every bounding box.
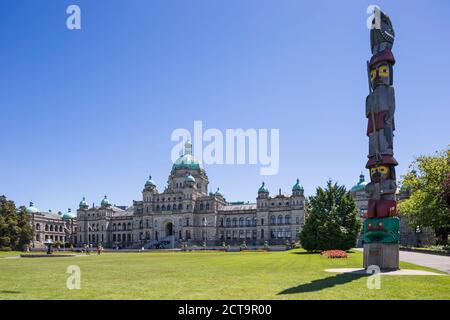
[355,248,450,274]
[399,250,450,274]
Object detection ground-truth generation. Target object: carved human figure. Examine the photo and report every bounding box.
[365,165,397,218]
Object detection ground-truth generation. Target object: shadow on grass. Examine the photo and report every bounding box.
[278,271,366,295]
[290,251,321,255]
[0,290,21,294]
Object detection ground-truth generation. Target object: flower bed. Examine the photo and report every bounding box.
[321,250,348,258]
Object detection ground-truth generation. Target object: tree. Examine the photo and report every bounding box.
[299,180,361,251]
[0,196,34,250]
[398,148,450,244]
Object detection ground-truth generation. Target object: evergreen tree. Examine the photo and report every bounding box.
[0,196,34,250]
[299,181,361,251]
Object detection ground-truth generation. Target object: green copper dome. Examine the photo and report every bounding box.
[172,141,202,171]
[79,196,88,209]
[350,173,368,192]
[26,201,39,214]
[101,195,111,207]
[63,208,73,220]
[258,182,269,193]
[292,178,304,191]
[145,175,156,188]
[185,173,196,183]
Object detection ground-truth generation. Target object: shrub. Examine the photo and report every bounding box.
[300,181,361,251]
[0,246,12,252]
[321,250,348,258]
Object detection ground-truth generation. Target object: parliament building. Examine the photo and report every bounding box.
[74,141,307,248]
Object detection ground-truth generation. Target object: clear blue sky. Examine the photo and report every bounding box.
[1,0,449,213]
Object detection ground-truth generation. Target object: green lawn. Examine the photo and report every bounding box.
[0,249,449,300]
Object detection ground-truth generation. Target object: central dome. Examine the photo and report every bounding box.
[172,141,202,171]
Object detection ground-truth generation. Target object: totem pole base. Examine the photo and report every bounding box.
[363,243,399,271]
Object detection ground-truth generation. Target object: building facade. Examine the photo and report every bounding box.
[25,202,77,248]
[76,142,307,248]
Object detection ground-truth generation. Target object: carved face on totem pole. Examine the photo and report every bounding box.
[370,164,396,184]
[370,62,393,89]
[370,165,389,183]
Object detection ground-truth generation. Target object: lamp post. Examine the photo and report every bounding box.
[203,217,207,250]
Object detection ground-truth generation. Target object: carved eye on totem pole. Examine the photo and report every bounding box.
[370,62,393,89]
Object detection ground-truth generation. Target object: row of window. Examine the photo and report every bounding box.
[258,200,304,207]
[35,223,64,233]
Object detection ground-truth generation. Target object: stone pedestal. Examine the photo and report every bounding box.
[363,243,399,270]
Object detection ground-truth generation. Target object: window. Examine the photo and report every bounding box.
[200,203,204,210]
[226,218,231,227]
[270,216,275,225]
[285,215,291,225]
[277,215,283,225]
[252,218,257,227]
[178,203,182,210]
[232,218,237,227]
[206,203,210,210]
[261,218,264,226]
[246,218,251,227]
[296,216,300,224]
[239,217,244,227]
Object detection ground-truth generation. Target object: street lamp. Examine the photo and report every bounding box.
[203,217,207,250]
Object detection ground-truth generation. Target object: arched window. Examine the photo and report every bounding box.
[200,203,204,210]
[127,222,131,230]
[206,203,210,210]
[239,217,244,227]
[113,223,116,231]
[252,218,257,227]
[45,224,48,231]
[270,215,276,225]
[156,205,160,211]
[139,221,143,229]
[226,218,231,227]
[285,215,291,225]
[161,205,166,211]
[232,218,237,227]
[277,215,283,225]
[246,218,251,227]
[178,203,182,210]
[50,225,54,232]
[122,223,126,231]
[36,223,40,231]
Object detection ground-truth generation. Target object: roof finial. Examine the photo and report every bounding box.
[184,140,192,155]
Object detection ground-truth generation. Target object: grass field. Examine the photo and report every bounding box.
[0,249,449,300]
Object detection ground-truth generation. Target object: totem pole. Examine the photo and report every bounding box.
[363,8,400,270]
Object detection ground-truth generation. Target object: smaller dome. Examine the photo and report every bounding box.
[258,182,269,193]
[101,195,111,207]
[145,175,156,188]
[350,172,368,193]
[63,208,73,220]
[185,174,196,183]
[79,196,88,209]
[292,178,304,191]
[26,201,39,214]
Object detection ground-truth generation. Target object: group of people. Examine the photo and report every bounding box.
[82,244,104,255]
